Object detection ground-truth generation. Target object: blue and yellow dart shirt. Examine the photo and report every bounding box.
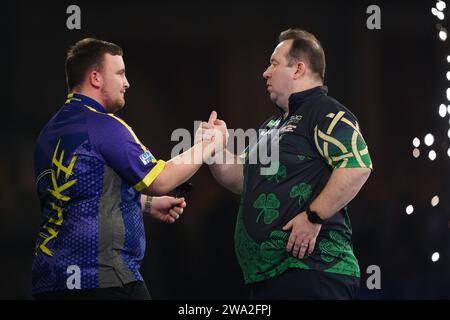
[32,93,165,294]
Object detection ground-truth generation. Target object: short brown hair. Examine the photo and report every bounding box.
[279,28,326,81]
[65,38,123,91]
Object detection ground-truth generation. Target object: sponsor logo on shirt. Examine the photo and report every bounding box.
[139,150,155,165]
[279,115,302,137]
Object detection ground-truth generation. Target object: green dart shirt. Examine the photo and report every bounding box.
[234,86,373,284]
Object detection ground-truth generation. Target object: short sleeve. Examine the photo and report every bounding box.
[312,110,373,169]
[88,113,165,191]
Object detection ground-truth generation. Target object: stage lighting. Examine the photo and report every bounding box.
[424,133,435,146]
[432,252,440,262]
[439,104,447,117]
[428,150,437,160]
[431,195,440,207]
[437,1,446,11]
[406,205,414,215]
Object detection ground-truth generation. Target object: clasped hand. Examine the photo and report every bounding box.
[194,111,229,162]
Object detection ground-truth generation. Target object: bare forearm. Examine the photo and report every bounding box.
[209,150,244,194]
[309,168,371,220]
[143,142,206,195]
[161,142,205,186]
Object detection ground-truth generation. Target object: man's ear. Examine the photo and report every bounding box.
[293,61,306,80]
[88,70,102,89]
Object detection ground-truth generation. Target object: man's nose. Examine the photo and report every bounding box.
[263,67,271,79]
[124,76,130,89]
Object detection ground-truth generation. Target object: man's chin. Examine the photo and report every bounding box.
[269,93,278,104]
[115,99,126,110]
[107,100,125,113]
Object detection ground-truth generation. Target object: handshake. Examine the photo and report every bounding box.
[194,111,230,164]
[146,111,234,223]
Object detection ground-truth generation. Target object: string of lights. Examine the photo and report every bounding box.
[407,0,449,264]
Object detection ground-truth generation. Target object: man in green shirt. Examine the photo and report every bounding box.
[206,28,372,299]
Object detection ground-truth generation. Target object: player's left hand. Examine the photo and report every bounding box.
[282,212,322,259]
[149,196,186,224]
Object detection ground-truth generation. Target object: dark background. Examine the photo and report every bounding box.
[1,0,449,299]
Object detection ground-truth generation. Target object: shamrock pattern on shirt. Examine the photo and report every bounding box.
[253,193,280,225]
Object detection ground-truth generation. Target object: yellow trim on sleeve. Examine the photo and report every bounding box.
[107,113,147,152]
[83,105,147,152]
[134,160,166,192]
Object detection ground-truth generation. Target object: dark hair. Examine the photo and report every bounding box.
[65,38,123,91]
[278,28,326,81]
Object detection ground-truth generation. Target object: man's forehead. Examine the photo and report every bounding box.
[271,40,291,59]
[276,40,292,52]
[104,53,125,67]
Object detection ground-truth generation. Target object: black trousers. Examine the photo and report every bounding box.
[249,268,360,300]
[33,281,151,300]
